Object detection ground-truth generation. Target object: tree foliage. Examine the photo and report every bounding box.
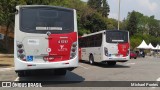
[0,0,160,52]
[88,0,102,11]
[0,0,18,52]
[125,11,160,49]
[101,0,110,17]
[88,0,110,18]
[126,11,138,36]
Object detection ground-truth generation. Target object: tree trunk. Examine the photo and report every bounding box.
[5,24,10,53]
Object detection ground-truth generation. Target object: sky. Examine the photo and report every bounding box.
[81,0,160,21]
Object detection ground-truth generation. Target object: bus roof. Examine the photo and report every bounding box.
[16,5,75,11]
[81,30,128,38]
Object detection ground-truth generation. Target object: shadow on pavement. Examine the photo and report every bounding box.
[80,60,130,68]
[18,70,85,81]
[18,71,85,86]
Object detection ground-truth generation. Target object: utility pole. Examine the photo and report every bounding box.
[118,0,121,30]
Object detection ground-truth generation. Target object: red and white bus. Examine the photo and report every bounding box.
[79,30,130,66]
[14,5,78,76]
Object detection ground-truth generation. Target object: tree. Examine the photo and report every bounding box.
[83,12,108,33]
[87,0,102,11]
[0,0,17,52]
[148,16,160,37]
[24,0,51,5]
[88,0,110,18]
[126,11,138,36]
[106,18,118,30]
[0,0,53,53]
[101,0,110,18]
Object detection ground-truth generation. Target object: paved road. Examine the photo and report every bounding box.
[0,56,160,90]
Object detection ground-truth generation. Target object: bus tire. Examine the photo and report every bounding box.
[54,69,67,76]
[107,61,116,66]
[89,54,94,65]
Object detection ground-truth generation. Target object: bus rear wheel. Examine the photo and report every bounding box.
[89,55,94,65]
[54,69,67,76]
[107,61,116,66]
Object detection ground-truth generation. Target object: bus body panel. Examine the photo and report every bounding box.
[102,31,130,61]
[48,32,77,62]
[79,30,130,63]
[14,56,78,71]
[102,43,129,61]
[22,35,48,56]
[14,5,78,71]
[81,47,102,62]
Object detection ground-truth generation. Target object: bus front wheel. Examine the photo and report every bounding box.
[107,61,116,66]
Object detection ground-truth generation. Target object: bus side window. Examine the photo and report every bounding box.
[79,38,84,47]
[90,35,94,47]
[94,34,102,47]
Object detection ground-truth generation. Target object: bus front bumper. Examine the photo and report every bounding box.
[14,56,78,71]
[102,56,129,62]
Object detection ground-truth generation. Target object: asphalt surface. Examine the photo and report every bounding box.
[0,56,160,90]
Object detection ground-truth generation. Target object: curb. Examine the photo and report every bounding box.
[0,54,14,57]
[0,67,14,72]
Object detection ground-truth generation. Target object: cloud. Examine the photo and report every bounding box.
[138,0,158,12]
[108,0,160,20]
[81,0,160,20]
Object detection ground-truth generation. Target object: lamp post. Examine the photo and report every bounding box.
[118,0,121,30]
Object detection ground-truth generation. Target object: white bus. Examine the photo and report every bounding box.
[79,30,130,66]
[14,5,78,77]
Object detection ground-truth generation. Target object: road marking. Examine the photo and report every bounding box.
[79,65,89,69]
[151,77,160,89]
[125,63,135,65]
[14,77,19,81]
[0,67,14,71]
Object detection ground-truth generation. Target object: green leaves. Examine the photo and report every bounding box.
[126,11,138,36]
[87,0,110,18]
[124,10,160,49]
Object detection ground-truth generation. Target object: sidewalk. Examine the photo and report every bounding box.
[0,67,14,71]
[0,54,13,57]
[0,55,14,68]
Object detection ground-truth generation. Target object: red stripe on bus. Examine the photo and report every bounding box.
[118,43,129,57]
[48,32,77,62]
[78,48,82,61]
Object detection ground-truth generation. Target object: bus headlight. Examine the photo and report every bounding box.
[70,42,77,59]
[127,49,130,56]
[104,47,108,56]
[18,49,24,54]
[17,42,26,61]
[19,54,26,61]
[17,44,23,48]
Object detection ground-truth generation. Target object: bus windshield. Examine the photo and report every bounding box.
[106,31,128,43]
[20,7,74,34]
